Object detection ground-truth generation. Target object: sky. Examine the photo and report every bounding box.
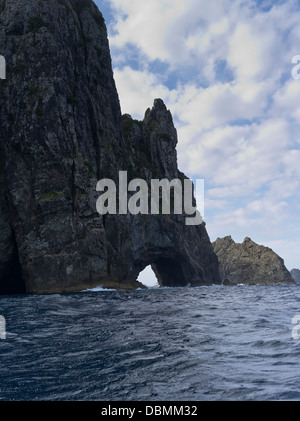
[95,0,300,282]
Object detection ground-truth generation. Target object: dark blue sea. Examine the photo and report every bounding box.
[1,284,300,401]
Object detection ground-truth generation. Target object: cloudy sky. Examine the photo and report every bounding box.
[95,0,300,273]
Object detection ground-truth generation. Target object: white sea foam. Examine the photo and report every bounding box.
[82,283,224,292]
[82,286,117,292]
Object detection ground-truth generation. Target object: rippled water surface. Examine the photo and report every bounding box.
[1,284,300,401]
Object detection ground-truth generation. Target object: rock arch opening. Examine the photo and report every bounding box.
[137,265,158,288]
[136,257,188,289]
[152,257,187,287]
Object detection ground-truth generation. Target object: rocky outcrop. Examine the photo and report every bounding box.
[291,269,300,284]
[120,103,221,289]
[0,0,221,293]
[212,236,294,285]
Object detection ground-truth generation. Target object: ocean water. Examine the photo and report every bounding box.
[0,283,300,401]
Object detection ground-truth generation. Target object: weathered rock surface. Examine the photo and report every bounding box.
[212,236,294,285]
[121,103,220,289]
[0,0,221,293]
[291,269,300,284]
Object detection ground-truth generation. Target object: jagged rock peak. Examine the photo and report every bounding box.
[123,98,179,181]
[153,98,166,108]
[150,98,174,121]
[212,236,294,285]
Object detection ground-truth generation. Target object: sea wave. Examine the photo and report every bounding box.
[0,283,299,400]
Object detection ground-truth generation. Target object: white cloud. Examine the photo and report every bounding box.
[113,67,173,118]
[228,24,263,81]
[182,117,291,194]
[107,0,189,62]
[271,79,300,125]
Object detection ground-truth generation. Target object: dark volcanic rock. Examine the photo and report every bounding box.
[121,104,220,289]
[0,0,220,293]
[212,236,294,285]
[291,269,300,284]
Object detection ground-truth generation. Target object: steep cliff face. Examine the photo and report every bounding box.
[0,0,220,293]
[213,236,294,285]
[0,0,126,293]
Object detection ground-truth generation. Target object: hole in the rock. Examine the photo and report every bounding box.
[152,257,186,287]
[137,265,159,288]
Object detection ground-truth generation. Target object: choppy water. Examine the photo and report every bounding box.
[0,284,300,401]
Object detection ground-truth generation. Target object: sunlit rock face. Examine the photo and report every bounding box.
[213,236,294,285]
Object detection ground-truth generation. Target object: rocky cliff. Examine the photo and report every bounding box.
[0,0,221,293]
[212,236,294,285]
[291,269,300,284]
